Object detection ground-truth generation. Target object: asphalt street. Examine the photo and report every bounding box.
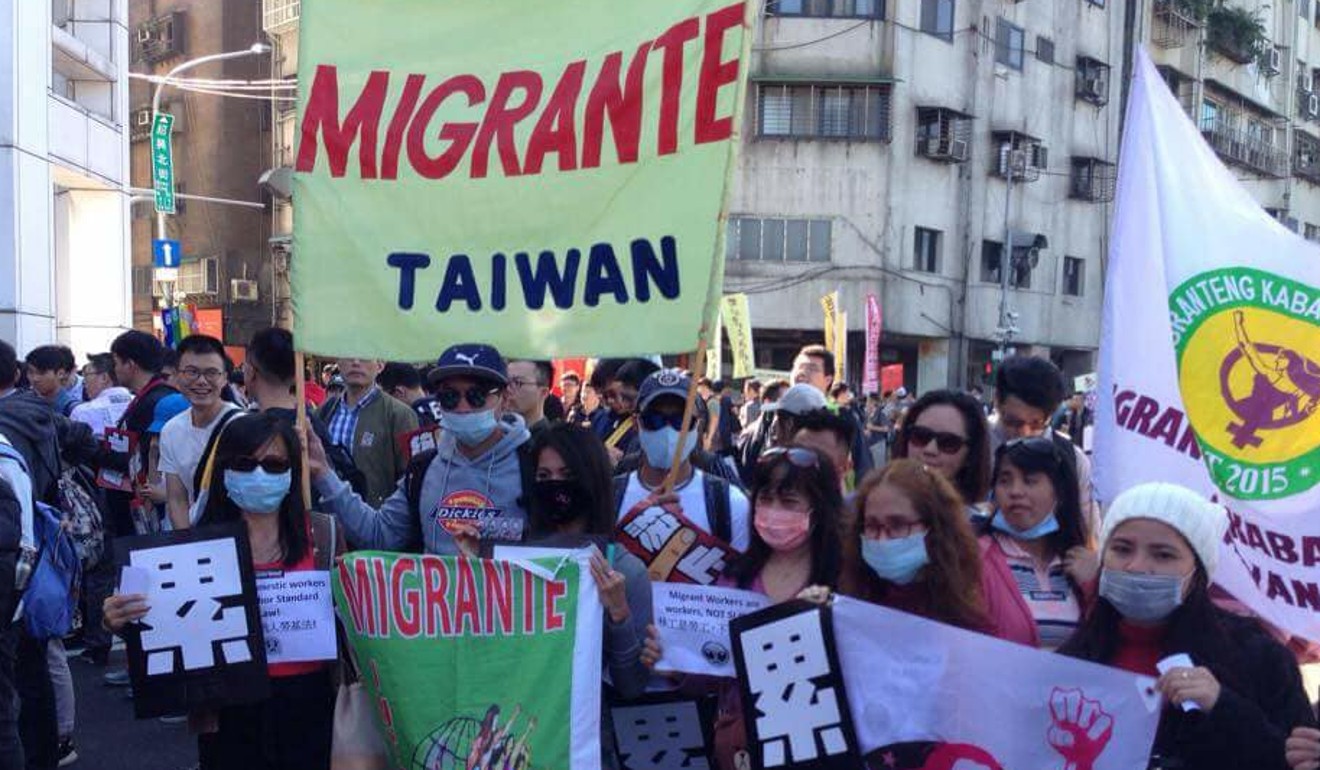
[65,645,197,770]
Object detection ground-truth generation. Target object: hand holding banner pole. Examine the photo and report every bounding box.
[661,335,708,496]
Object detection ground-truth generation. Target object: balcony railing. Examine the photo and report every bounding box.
[1200,118,1287,178]
[262,0,299,34]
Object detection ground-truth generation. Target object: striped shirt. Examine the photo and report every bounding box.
[326,387,381,454]
[993,533,1081,650]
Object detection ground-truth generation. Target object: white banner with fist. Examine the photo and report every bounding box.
[832,597,1161,770]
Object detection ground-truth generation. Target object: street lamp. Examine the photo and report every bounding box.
[152,42,272,241]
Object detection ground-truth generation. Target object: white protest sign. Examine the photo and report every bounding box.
[653,583,768,677]
[256,569,336,665]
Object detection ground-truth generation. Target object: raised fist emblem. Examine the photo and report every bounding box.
[1047,687,1114,770]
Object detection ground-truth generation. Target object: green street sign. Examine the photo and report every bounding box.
[151,112,176,214]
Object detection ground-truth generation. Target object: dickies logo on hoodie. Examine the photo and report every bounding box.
[433,491,523,542]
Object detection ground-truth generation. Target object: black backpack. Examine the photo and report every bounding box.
[611,471,732,544]
[0,474,20,624]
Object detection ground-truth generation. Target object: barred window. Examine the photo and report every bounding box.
[757,83,892,141]
[767,0,884,18]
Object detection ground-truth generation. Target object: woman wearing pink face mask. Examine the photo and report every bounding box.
[711,445,845,768]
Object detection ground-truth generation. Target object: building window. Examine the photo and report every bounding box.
[992,131,1048,181]
[1036,36,1055,64]
[1305,222,1320,242]
[981,240,1033,288]
[1295,131,1320,185]
[767,0,884,18]
[920,0,955,41]
[915,107,972,162]
[1076,57,1111,106]
[135,12,185,64]
[1069,157,1117,202]
[1086,0,1105,7]
[729,217,832,262]
[995,18,1025,71]
[914,228,942,273]
[757,83,892,141]
[1063,257,1084,297]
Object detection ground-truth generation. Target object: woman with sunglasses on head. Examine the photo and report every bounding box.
[102,412,338,770]
[836,460,1035,644]
[707,446,844,769]
[1061,483,1313,770]
[978,436,1098,649]
[525,423,652,768]
[892,390,993,517]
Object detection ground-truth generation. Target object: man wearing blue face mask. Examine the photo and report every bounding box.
[307,344,533,555]
[611,369,750,552]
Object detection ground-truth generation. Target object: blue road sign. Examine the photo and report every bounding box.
[153,239,181,268]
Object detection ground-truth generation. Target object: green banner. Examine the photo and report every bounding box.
[333,552,603,769]
[292,0,753,360]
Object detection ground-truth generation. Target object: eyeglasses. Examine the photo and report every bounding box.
[907,425,968,455]
[509,377,544,390]
[179,367,226,382]
[438,384,502,410]
[758,446,821,469]
[1001,435,1061,460]
[998,413,1050,435]
[641,411,685,432]
[228,456,291,474]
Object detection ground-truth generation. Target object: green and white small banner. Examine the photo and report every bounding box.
[151,112,176,214]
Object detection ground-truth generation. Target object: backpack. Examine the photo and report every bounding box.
[55,465,106,569]
[314,398,372,500]
[0,444,80,638]
[0,476,21,626]
[611,471,733,544]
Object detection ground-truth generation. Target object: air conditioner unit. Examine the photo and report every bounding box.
[177,257,219,296]
[1008,149,1029,176]
[948,139,970,162]
[1083,73,1109,102]
[921,137,944,156]
[1265,47,1283,76]
[136,26,154,43]
[230,279,259,302]
[135,110,152,127]
[1308,93,1319,119]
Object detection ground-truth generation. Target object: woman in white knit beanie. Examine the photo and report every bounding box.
[1058,482,1314,770]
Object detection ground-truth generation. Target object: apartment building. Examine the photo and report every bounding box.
[126,0,275,347]
[1,0,133,355]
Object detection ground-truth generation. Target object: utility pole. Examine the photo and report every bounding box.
[996,158,1019,362]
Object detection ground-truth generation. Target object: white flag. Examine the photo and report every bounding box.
[1096,49,1320,640]
[833,597,1160,770]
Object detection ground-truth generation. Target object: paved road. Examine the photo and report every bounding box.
[66,647,197,770]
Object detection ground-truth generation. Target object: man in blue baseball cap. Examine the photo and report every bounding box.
[308,343,533,555]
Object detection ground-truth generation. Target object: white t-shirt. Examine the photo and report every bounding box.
[616,469,751,551]
[69,387,133,438]
[158,404,238,505]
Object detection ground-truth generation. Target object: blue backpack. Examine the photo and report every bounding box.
[0,444,80,638]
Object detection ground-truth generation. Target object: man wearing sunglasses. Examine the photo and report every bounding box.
[990,355,1096,531]
[612,369,750,552]
[308,344,533,555]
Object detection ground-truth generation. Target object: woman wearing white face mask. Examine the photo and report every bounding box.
[1060,483,1314,770]
[834,460,1034,644]
[103,413,337,770]
[978,436,1098,649]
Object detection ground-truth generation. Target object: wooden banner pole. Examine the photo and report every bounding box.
[661,335,709,495]
[294,351,313,509]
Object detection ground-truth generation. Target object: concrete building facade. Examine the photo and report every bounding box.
[127,0,275,348]
[1,0,132,356]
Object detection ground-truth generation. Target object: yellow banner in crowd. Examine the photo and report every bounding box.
[720,293,753,378]
[292,0,754,359]
[820,291,838,355]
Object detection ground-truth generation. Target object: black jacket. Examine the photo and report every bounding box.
[0,390,113,503]
[1148,614,1314,770]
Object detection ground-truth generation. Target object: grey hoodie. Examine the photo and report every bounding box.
[316,414,531,554]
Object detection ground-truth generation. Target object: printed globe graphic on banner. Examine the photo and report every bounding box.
[1170,268,1320,501]
[411,705,538,770]
[411,716,481,770]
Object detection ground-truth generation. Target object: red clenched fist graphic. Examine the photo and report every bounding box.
[1047,687,1114,770]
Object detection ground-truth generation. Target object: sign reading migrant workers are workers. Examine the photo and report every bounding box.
[333,552,605,769]
[292,0,754,360]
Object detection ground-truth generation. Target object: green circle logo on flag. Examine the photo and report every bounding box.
[1169,268,1320,501]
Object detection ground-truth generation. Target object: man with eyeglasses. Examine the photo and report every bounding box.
[504,359,554,434]
[69,354,132,438]
[316,357,418,507]
[591,359,659,467]
[306,344,533,555]
[156,335,240,530]
[990,355,1096,530]
[613,369,750,552]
